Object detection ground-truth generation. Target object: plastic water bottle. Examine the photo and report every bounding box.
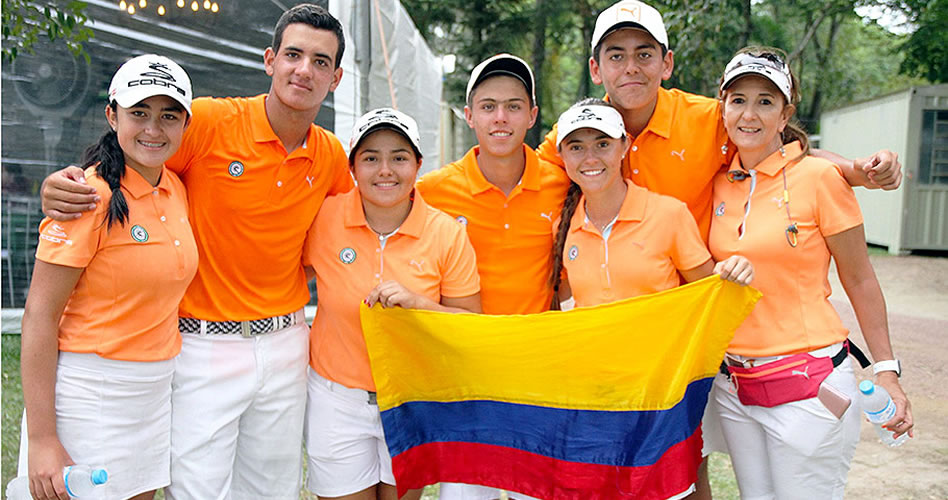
[859,380,908,447]
[5,465,108,499]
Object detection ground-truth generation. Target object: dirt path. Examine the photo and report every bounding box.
[828,255,948,499]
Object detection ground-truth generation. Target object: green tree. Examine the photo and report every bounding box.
[1,0,93,62]
[892,0,948,82]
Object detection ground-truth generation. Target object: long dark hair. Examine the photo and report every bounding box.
[549,182,581,310]
[83,101,129,229]
[548,97,626,310]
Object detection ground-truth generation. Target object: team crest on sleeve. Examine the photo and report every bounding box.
[715,202,726,217]
[130,224,149,242]
[568,245,579,261]
[456,215,468,226]
[228,161,245,177]
[339,247,357,264]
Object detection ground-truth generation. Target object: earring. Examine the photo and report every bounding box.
[779,145,786,158]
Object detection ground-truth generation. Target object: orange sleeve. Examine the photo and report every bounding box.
[327,137,355,195]
[35,202,106,269]
[166,97,217,175]
[536,125,565,169]
[301,211,321,269]
[438,218,481,298]
[668,200,712,271]
[815,162,864,237]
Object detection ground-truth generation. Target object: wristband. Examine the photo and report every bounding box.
[872,359,901,378]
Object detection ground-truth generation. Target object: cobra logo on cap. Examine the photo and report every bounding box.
[339,247,357,264]
[131,224,149,242]
[228,161,244,177]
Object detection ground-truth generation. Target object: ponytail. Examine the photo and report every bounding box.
[549,182,582,310]
[782,121,810,164]
[83,102,129,230]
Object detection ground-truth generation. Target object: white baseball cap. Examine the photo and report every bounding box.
[108,54,192,115]
[465,53,536,104]
[349,107,423,159]
[720,51,793,103]
[555,104,626,148]
[591,0,668,53]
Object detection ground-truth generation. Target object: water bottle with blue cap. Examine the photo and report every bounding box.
[6,464,108,499]
[859,380,908,447]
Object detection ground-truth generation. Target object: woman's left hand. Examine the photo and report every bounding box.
[713,255,754,286]
[365,281,432,310]
[876,372,914,438]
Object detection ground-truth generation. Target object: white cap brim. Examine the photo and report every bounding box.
[556,105,626,148]
[591,0,668,52]
[349,107,422,158]
[108,54,192,115]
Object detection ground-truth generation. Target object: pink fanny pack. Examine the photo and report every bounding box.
[726,352,835,408]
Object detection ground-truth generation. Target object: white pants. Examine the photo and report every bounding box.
[709,357,861,500]
[304,368,395,497]
[165,321,309,500]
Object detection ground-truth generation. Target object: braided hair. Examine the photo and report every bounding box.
[548,97,626,310]
[82,101,129,229]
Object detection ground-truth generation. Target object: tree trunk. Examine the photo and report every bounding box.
[803,12,843,131]
[576,0,595,100]
[739,0,753,47]
[526,0,547,147]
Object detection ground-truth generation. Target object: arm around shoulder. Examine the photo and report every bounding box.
[41,166,99,221]
[811,148,902,191]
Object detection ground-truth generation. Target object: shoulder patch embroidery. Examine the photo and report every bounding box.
[568,245,579,261]
[456,215,468,226]
[715,202,726,217]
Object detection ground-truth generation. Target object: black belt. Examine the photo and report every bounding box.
[720,339,871,377]
[179,312,302,338]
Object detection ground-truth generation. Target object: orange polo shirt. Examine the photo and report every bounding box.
[35,166,198,361]
[561,180,711,308]
[709,142,863,356]
[417,145,570,314]
[167,94,354,321]
[303,190,480,391]
[537,87,734,241]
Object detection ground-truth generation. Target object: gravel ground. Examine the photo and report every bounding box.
[828,254,948,500]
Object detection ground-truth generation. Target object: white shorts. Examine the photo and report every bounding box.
[709,354,861,499]
[18,352,174,499]
[165,320,309,500]
[304,368,395,497]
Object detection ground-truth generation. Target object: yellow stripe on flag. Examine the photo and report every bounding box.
[362,276,760,412]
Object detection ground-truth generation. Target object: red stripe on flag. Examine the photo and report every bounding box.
[392,425,703,499]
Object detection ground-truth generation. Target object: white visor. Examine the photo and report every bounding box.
[720,52,793,103]
[555,104,626,148]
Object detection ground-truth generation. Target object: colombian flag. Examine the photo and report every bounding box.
[361,277,760,499]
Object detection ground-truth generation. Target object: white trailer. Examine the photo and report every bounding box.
[820,84,948,254]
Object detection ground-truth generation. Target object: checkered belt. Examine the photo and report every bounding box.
[178,310,304,338]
